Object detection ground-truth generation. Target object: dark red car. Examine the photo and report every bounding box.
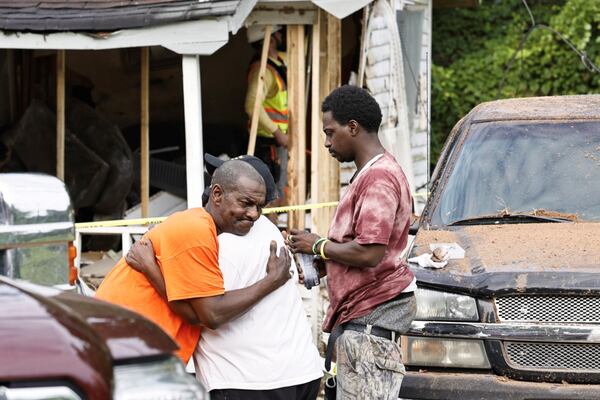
[0,276,208,399]
[0,173,208,399]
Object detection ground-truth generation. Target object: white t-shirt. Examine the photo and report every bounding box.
[194,216,323,391]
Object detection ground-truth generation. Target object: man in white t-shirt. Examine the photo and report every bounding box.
[126,154,322,400]
[198,214,322,399]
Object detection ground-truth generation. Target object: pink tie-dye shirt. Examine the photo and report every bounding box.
[323,151,414,333]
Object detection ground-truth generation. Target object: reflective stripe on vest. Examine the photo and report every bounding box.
[264,107,288,124]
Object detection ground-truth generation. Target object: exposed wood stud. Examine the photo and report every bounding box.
[246,10,317,26]
[310,13,321,234]
[140,47,150,218]
[287,25,306,229]
[311,10,342,235]
[326,13,341,224]
[247,24,272,156]
[357,5,370,88]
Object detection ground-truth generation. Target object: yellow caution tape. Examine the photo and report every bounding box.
[75,217,167,229]
[74,192,428,229]
[74,201,339,229]
[262,201,340,214]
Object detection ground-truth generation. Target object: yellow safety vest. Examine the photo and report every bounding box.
[250,59,288,138]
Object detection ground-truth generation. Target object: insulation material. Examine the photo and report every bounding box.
[364,0,414,191]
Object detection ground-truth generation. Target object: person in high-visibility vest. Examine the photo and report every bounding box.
[245,25,288,203]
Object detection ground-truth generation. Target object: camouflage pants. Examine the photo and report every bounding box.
[335,330,405,400]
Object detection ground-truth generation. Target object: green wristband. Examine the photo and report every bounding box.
[312,237,327,255]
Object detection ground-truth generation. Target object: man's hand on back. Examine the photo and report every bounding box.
[185,241,293,330]
[125,239,156,274]
[265,240,292,289]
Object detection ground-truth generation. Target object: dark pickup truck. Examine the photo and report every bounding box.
[0,173,208,399]
[399,95,600,400]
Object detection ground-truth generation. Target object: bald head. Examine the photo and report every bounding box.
[211,159,265,191]
[207,160,267,235]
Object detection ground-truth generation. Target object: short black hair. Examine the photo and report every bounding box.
[321,85,382,133]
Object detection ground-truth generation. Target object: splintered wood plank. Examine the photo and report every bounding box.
[357,5,369,88]
[325,12,341,225]
[287,25,307,229]
[311,10,341,236]
[310,12,322,235]
[247,24,272,156]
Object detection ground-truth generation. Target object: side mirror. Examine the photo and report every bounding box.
[409,197,421,236]
[409,219,419,236]
[409,212,420,235]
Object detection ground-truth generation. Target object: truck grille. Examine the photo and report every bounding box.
[505,342,600,372]
[496,295,600,323]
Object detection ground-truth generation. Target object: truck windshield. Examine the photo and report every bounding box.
[432,121,600,226]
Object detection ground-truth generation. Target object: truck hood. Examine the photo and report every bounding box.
[0,278,177,360]
[410,222,600,296]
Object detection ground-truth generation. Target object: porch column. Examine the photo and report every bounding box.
[56,50,65,181]
[182,54,204,208]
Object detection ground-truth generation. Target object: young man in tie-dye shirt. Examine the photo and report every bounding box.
[289,85,417,399]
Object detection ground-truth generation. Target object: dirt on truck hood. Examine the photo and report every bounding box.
[410,222,600,296]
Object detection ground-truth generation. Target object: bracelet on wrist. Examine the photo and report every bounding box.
[319,239,330,260]
[312,237,327,255]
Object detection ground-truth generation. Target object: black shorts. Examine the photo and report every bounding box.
[209,377,321,400]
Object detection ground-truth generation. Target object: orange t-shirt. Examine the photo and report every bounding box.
[96,208,224,362]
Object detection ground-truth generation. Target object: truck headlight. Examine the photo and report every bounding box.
[402,336,490,369]
[415,288,478,321]
[114,357,208,400]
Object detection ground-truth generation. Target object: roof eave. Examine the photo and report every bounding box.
[0,17,230,55]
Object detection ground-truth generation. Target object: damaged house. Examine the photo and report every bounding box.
[0,0,438,235]
[0,0,480,358]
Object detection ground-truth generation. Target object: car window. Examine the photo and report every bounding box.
[432,120,600,226]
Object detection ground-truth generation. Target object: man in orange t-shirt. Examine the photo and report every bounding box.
[96,159,291,362]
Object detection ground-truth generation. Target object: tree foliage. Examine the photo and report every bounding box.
[431,0,600,163]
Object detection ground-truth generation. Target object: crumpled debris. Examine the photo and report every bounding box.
[408,253,448,269]
[408,242,465,269]
[429,242,465,259]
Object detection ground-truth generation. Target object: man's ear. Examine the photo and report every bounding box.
[211,184,225,205]
[347,119,359,136]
